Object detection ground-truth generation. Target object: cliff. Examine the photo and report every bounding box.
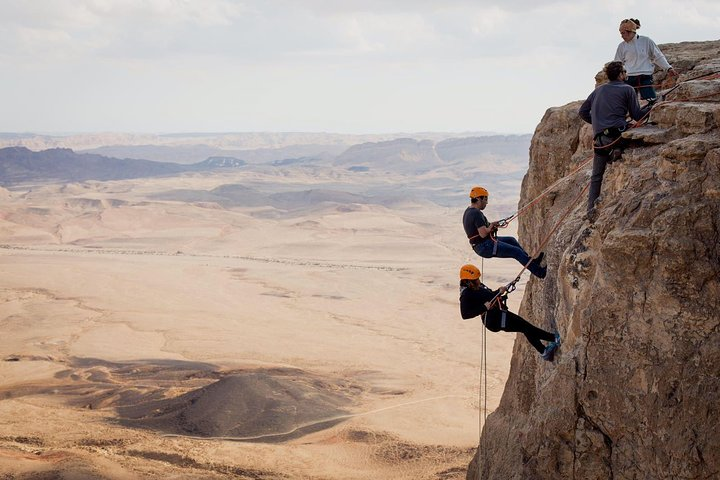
[468,40,720,479]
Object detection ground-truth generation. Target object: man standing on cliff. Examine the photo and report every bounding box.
[579,61,651,217]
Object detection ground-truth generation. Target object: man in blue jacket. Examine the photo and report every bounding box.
[579,61,651,217]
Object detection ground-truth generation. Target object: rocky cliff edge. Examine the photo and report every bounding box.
[468,40,720,480]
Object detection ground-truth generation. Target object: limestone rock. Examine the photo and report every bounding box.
[468,40,720,480]
[653,101,720,134]
[623,125,683,145]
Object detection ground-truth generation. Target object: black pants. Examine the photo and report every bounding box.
[483,310,554,354]
[588,150,610,214]
[588,133,623,214]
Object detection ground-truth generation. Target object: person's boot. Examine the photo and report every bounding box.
[534,265,547,279]
[542,342,558,361]
[584,208,598,224]
[531,252,545,267]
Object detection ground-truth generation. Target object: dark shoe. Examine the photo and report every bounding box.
[609,148,623,162]
[584,208,598,224]
[531,252,545,267]
[535,265,547,279]
[542,342,558,361]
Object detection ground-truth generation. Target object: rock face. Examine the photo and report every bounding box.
[468,40,720,479]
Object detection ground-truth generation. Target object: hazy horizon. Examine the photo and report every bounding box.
[0,129,518,137]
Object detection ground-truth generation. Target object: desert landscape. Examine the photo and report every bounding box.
[0,134,536,479]
[3,2,718,476]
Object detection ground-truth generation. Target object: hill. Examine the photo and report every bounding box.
[0,147,245,186]
[117,371,352,442]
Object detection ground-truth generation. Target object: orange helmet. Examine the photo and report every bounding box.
[459,264,481,281]
[469,186,489,199]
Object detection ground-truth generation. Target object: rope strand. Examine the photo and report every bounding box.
[477,258,485,480]
[485,181,590,311]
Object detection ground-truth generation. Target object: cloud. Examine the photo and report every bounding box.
[267,0,568,15]
[3,0,716,66]
[0,0,246,28]
[0,0,587,65]
[0,0,247,61]
[1,0,718,133]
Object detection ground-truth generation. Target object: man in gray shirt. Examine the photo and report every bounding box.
[579,61,651,216]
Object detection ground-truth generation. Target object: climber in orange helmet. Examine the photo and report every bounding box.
[458,264,560,361]
[462,186,546,278]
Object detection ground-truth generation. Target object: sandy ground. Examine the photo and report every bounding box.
[0,171,534,479]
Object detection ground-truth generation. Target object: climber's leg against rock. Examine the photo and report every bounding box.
[588,150,610,215]
[589,132,626,215]
[486,310,554,354]
[492,236,547,278]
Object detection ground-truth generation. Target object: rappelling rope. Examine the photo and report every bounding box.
[476,257,487,480]
[661,70,720,100]
[498,155,593,227]
[472,150,590,480]
[486,181,591,311]
[625,70,719,99]
[494,97,658,231]
[630,69,719,89]
[471,184,588,477]
[664,88,720,103]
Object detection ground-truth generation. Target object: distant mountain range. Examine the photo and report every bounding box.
[81,143,345,165]
[0,147,246,186]
[0,134,531,197]
[0,131,497,153]
[333,135,531,174]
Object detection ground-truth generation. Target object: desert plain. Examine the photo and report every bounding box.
[0,144,532,479]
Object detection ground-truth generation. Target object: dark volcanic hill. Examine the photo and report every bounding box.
[117,371,352,442]
[0,147,245,186]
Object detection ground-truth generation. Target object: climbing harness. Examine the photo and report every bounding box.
[495,215,513,229]
[484,181,590,312]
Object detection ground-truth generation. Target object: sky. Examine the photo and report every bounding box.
[1,0,718,135]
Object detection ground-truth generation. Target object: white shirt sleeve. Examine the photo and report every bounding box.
[614,43,624,62]
[647,37,672,70]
